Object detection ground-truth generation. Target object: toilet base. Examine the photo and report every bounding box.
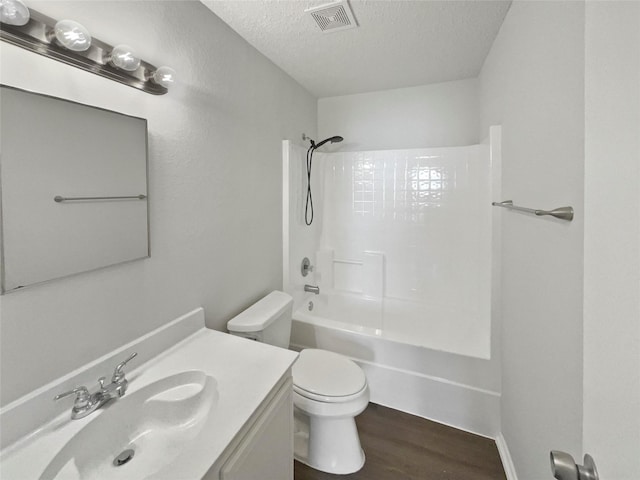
[294,409,365,474]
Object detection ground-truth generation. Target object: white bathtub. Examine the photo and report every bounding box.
[294,292,489,359]
[290,291,500,438]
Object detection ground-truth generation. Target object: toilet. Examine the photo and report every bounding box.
[227,290,369,475]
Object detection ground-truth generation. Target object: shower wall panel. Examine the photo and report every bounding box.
[283,141,324,307]
[319,146,492,348]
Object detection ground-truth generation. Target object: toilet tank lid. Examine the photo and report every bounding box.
[227,291,293,333]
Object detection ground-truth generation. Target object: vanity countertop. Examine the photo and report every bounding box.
[0,312,298,479]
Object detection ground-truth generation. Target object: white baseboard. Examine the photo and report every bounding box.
[496,433,518,480]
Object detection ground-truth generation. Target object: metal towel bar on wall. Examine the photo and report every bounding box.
[54,195,147,203]
[492,200,574,221]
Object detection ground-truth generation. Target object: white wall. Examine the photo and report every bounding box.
[0,0,316,407]
[583,2,640,478]
[479,2,585,479]
[318,79,479,151]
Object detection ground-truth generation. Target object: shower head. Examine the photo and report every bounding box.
[312,136,343,149]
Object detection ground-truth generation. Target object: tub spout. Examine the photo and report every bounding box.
[304,284,320,295]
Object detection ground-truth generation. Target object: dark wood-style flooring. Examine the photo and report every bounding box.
[295,403,506,480]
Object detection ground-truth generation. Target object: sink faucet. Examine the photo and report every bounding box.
[304,284,320,294]
[54,352,137,420]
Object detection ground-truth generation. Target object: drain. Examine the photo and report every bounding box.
[308,301,314,311]
[113,449,135,467]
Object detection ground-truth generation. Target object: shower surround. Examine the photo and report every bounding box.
[283,127,501,436]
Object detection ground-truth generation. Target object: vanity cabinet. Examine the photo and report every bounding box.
[0,315,299,480]
[205,373,294,480]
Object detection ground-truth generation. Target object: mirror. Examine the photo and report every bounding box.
[0,85,149,293]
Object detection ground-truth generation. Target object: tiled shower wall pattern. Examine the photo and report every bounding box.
[318,146,491,320]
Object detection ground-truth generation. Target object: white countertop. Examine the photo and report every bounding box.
[0,323,298,479]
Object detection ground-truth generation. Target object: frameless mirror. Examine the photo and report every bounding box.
[0,85,149,294]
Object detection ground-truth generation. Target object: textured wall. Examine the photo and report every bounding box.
[318,79,479,151]
[0,0,316,406]
[583,2,640,478]
[479,2,585,478]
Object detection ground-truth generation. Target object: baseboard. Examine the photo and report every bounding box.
[496,433,518,480]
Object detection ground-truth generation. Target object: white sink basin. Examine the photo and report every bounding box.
[0,311,298,480]
[40,370,218,480]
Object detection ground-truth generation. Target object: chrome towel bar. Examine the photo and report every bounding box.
[492,200,574,221]
[54,194,147,203]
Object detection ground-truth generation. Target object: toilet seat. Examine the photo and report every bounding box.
[292,349,366,403]
[293,383,367,403]
[293,383,369,419]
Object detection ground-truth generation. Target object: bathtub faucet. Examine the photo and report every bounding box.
[304,284,320,295]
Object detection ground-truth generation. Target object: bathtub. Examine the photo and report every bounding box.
[290,291,501,438]
[293,292,489,359]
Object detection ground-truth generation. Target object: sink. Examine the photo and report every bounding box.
[40,370,218,480]
[0,312,298,480]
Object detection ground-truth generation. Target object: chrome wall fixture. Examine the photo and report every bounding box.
[54,194,147,203]
[550,450,599,480]
[301,257,313,277]
[492,200,574,221]
[0,0,176,95]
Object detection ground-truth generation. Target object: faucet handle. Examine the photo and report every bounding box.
[54,386,90,407]
[97,376,107,391]
[112,352,137,382]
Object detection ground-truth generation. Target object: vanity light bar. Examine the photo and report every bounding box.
[0,7,174,95]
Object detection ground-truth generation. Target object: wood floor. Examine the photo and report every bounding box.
[294,403,506,480]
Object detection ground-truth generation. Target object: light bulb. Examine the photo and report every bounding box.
[151,66,176,88]
[0,0,30,26]
[54,19,91,52]
[109,44,141,72]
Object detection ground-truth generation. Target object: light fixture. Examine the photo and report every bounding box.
[150,66,176,88]
[108,44,141,72]
[0,2,175,95]
[0,0,30,26]
[53,19,91,52]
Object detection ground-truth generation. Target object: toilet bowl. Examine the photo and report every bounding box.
[227,291,369,475]
[292,349,369,474]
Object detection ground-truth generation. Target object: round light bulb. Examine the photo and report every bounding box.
[0,0,30,26]
[151,66,176,88]
[109,44,141,72]
[54,19,91,52]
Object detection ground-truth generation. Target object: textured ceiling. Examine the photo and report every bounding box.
[202,0,511,98]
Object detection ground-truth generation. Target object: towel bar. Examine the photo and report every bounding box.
[54,195,147,203]
[492,200,573,221]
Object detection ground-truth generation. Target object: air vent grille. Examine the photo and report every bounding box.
[306,1,358,34]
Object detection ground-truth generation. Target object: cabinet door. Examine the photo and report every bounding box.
[220,379,293,480]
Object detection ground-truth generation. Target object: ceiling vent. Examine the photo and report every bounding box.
[306,1,358,34]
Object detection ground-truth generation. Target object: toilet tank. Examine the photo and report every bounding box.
[227,291,293,349]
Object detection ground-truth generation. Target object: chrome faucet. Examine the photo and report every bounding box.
[54,352,137,420]
[304,284,320,294]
